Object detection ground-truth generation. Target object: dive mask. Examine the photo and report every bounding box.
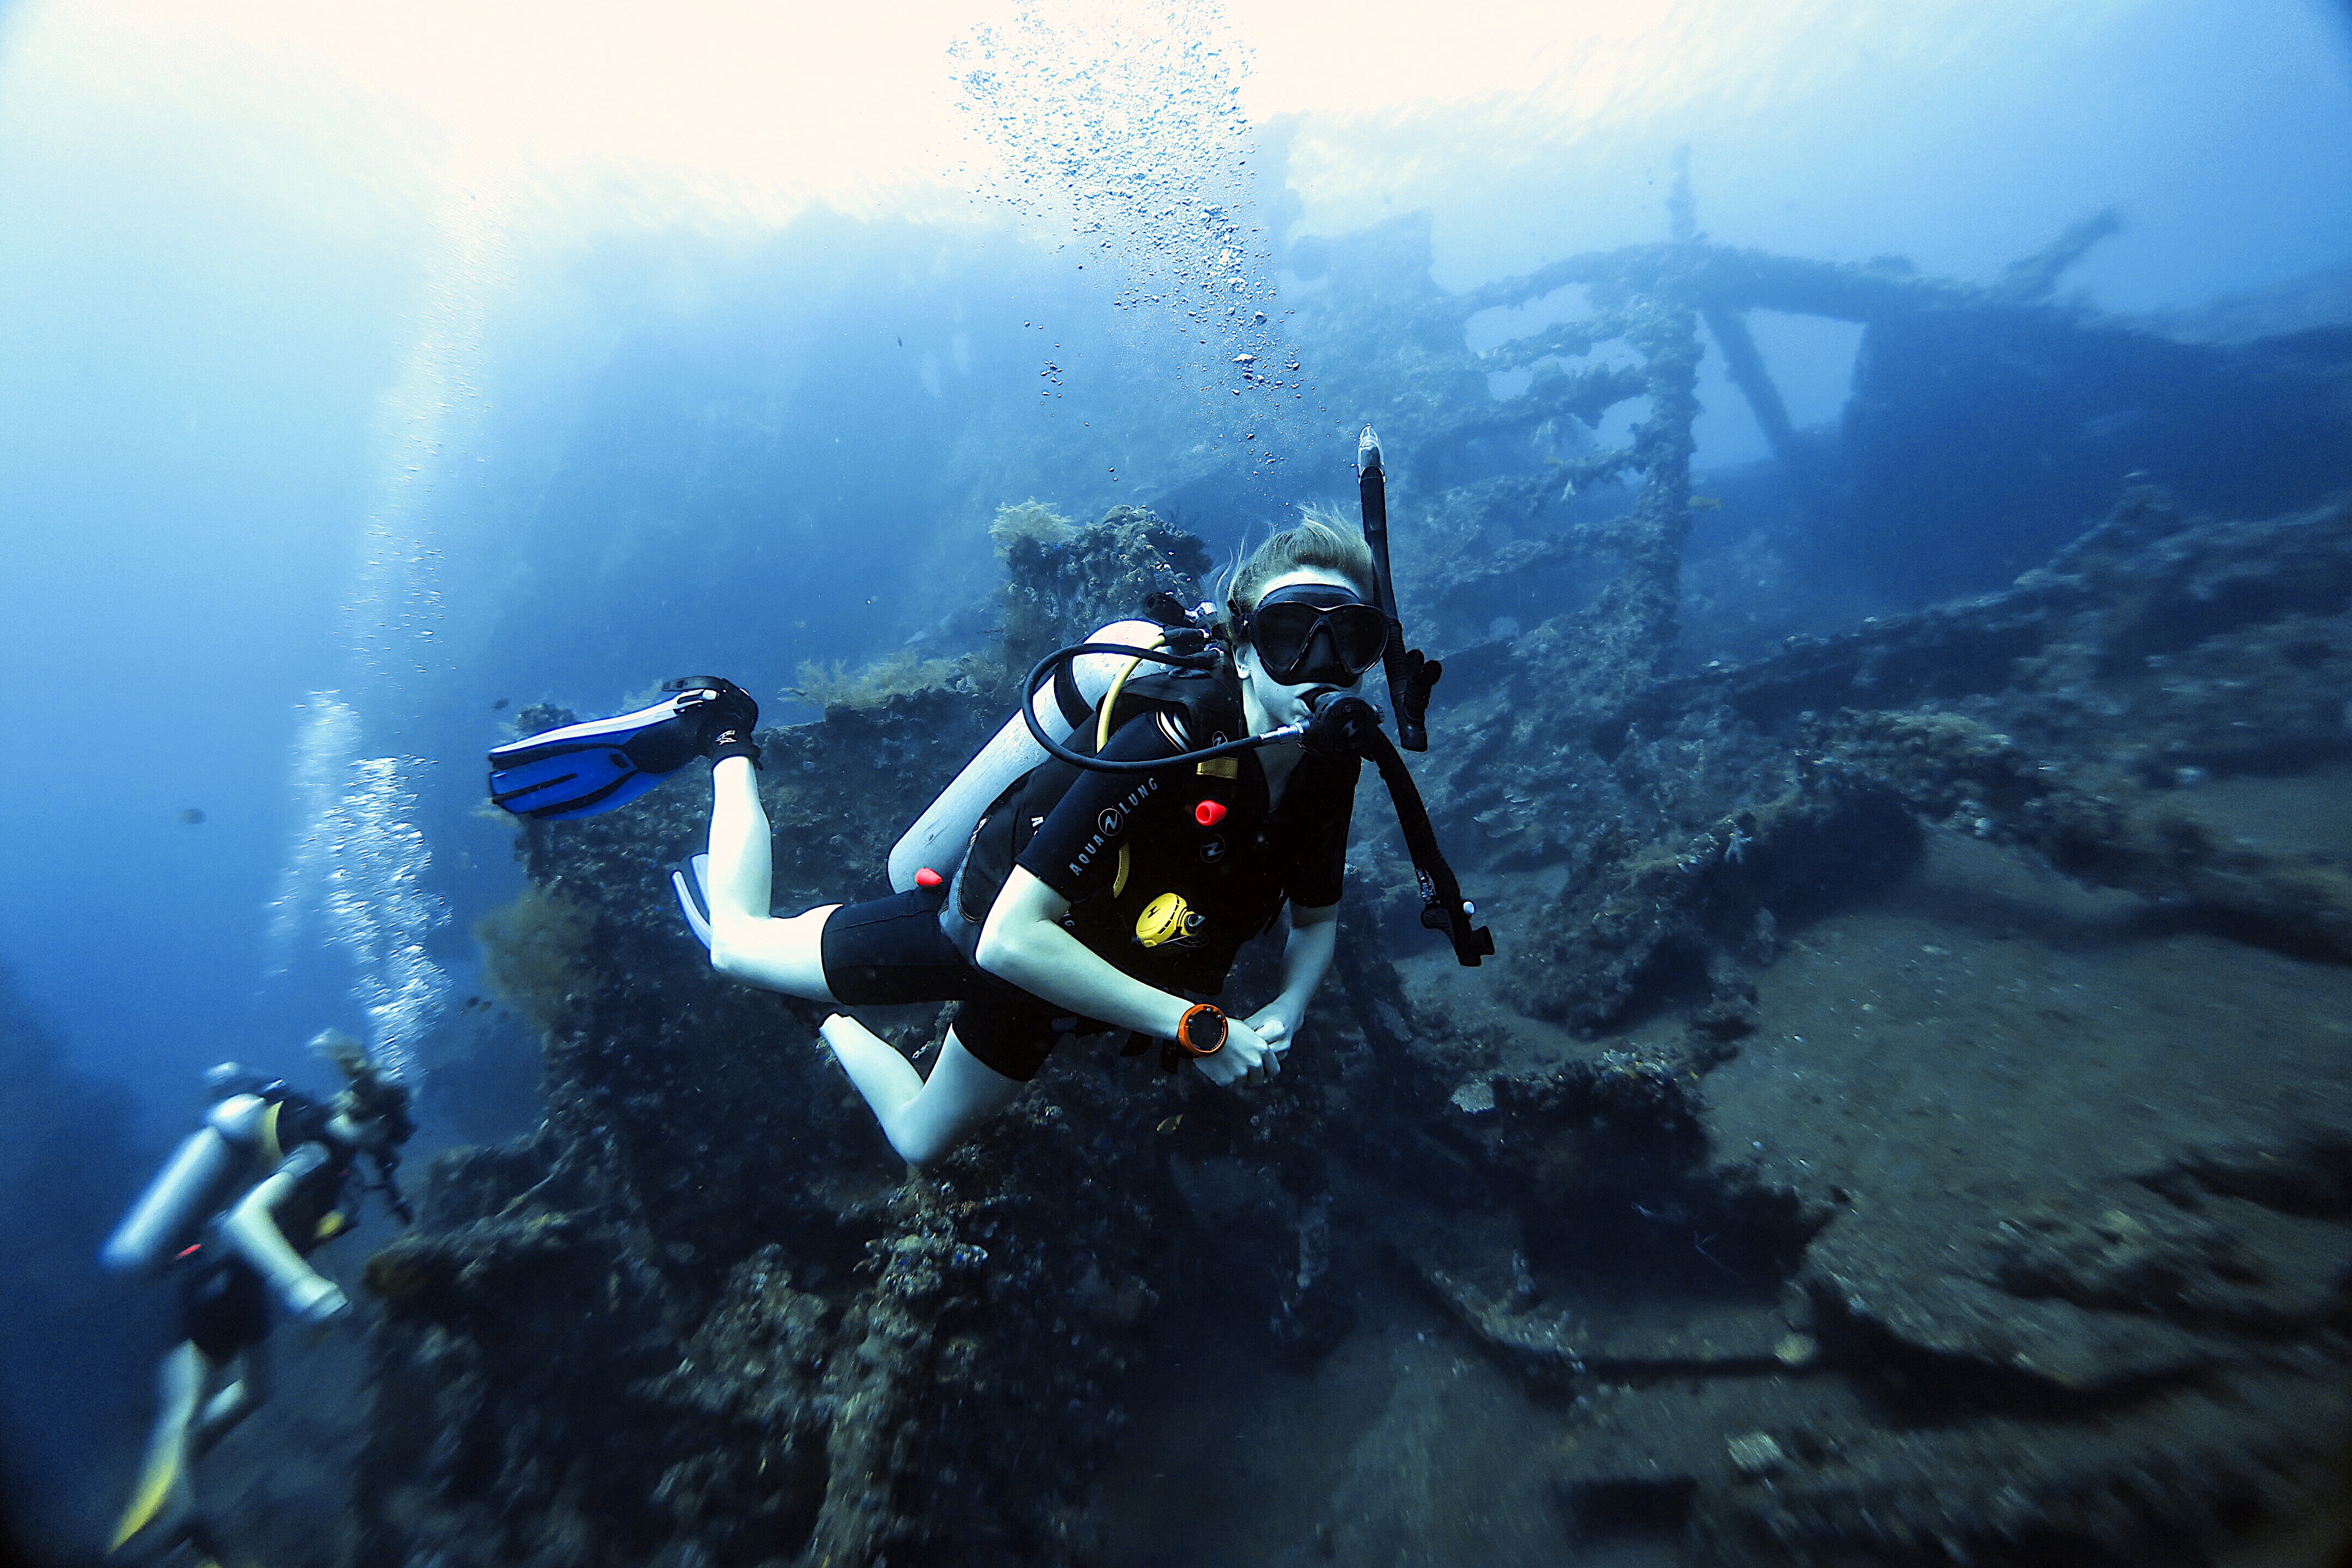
[1238,583,1389,687]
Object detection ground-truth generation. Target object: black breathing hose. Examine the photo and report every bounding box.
[1018,640,1303,774]
[1293,695,1493,966]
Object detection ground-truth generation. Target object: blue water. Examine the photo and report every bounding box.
[2,0,2349,1557]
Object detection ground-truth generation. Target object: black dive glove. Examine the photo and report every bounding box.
[647,678,762,769]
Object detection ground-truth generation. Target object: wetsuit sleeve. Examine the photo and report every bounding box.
[1281,750,1360,908]
[1018,713,1187,903]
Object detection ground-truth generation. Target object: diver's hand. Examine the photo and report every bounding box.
[1191,1016,1282,1089]
[286,1275,350,1326]
[1242,1001,1304,1055]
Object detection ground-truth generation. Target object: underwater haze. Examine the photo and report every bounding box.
[4,1,2352,1563]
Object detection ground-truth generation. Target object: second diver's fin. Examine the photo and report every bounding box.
[487,681,748,822]
[671,854,714,952]
[108,1438,189,1557]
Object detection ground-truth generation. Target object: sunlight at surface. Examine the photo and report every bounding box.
[0,0,2148,242]
[1251,0,2148,265]
[0,0,985,231]
[1247,0,2137,120]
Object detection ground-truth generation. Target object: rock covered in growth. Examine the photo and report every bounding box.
[1257,205,2352,1560]
[365,506,1356,1568]
[1470,492,2352,1028]
[1513,765,1923,1031]
[992,500,1209,676]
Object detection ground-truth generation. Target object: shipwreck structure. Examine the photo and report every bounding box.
[333,175,2352,1568]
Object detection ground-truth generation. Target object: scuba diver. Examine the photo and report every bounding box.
[488,428,1488,1167]
[98,1033,414,1561]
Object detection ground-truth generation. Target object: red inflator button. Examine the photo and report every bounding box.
[915,867,945,889]
[1194,800,1228,827]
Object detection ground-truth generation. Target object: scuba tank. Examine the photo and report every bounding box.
[100,1066,285,1277]
[888,617,1168,892]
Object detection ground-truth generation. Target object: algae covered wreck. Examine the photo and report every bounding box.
[345,196,2352,1567]
[7,8,2352,1567]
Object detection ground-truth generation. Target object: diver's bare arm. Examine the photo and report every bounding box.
[704,754,839,1000]
[220,1174,341,1318]
[975,868,1279,1086]
[972,868,1191,1036]
[706,755,771,922]
[1247,901,1339,1046]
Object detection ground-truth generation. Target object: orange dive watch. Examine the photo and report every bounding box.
[1175,1003,1228,1057]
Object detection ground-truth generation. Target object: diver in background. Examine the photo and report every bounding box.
[100,1032,414,1560]
[492,517,1389,1167]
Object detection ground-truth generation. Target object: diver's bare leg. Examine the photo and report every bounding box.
[190,1338,270,1459]
[706,755,839,1000]
[110,1343,208,1552]
[817,1017,1022,1167]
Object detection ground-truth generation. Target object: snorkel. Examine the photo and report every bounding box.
[1016,433,1494,966]
[1357,424,1442,751]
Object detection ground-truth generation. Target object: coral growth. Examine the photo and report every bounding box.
[994,501,1209,673]
[790,648,981,712]
[473,885,598,1038]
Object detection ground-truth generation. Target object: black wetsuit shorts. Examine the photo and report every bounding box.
[180,1250,270,1360]
[819,890,1100,1082]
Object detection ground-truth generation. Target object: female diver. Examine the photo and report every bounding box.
[679,518,1387,1166]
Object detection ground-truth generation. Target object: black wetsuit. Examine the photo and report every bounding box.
[179,1095,363,1359]
[818,667,1358,1080]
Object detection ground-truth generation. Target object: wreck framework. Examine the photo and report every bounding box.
[336,175,2352,1566]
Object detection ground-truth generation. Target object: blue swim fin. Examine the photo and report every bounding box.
[488,680,755,822]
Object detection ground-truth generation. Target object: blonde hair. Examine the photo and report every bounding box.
[1218,505,1379,633]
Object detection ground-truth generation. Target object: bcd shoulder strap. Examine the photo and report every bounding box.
[1108,664,1244,750]
[955,661,1244,925]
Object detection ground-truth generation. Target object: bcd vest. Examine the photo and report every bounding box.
[948,661,1297,995]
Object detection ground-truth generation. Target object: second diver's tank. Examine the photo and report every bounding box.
[99,1076,277,1276]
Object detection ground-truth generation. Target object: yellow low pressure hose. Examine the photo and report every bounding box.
[1097,632,1162,901]
[1095,632,1163,752]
